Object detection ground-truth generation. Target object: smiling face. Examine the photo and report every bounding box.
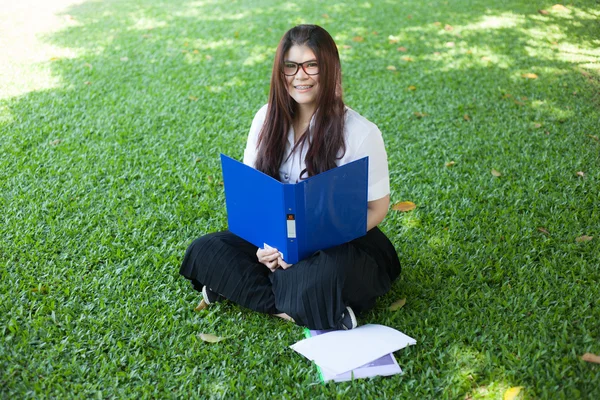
[284,44,320,114]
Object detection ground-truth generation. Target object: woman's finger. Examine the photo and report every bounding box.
[265,252,280,262]
[267,259,278,271]
[278,258,293,270]
[258,253,279,264]
[257,247,278,259]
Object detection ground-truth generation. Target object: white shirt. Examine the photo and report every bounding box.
[243,104,390,202]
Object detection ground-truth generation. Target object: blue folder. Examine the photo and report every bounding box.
[220,154,368,263]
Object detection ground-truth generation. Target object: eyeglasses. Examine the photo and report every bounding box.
[283,60,319,76]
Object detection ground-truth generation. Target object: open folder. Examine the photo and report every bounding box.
[220,154,368,263]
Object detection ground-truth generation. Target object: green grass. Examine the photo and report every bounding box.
[1,0,599,398]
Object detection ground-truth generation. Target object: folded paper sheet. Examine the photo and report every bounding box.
[291,324,416,375]
[306,329,403,382]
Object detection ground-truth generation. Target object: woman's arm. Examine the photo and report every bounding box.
[243,104,269,167]
[367,194,390,231]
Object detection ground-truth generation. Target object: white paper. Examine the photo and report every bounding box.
[320,353,402,382]
[306,329,403,382]
[291,324,416,375]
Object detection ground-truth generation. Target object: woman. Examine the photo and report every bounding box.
[180,25,401,330]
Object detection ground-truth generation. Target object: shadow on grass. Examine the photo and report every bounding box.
[1,0,599,398]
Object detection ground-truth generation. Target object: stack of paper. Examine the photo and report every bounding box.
[304,330,404,382]
[291,324,416,382]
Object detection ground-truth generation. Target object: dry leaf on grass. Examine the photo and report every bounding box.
[194,300,208,311]
[199,333,226,343]
[576,235,593,242]
[31,285,49,294]
[576,171,585,177]
[352,36,364,42]
[538,9,549,15]
[386,65,397,71]
[491,169,502,177]
[413,111,428,118]
[588,135,600,142]
[397,46,407,52]
[582,353,600,364]
[392,201,416,212]
[401,56,414,62]
[445,161,456,167]
[49,139,61,146]
[444,24,454,31]
[189,96,199,101]
[522,73,538,79]
[537,227,550,235]
[408,85,417,91]
[463,114,471,121]
[389,298,406,311]
[503,386,524,400]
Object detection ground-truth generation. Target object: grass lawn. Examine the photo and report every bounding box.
[1,0,599,398]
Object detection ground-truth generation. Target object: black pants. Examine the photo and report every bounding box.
[180,228,401,330]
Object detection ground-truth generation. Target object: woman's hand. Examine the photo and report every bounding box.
[257,247,282,272]
[256,247,293,271]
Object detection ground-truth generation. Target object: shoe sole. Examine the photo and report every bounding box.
[202,286,214,305]
[345,306,358,330]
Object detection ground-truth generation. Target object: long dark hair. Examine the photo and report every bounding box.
[254,25,346,180]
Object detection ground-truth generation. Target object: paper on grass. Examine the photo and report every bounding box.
[291,324,416,376]
[308,330,403,382]
[317,353,401,382]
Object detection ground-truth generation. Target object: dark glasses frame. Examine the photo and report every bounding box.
[282,60,319,76]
